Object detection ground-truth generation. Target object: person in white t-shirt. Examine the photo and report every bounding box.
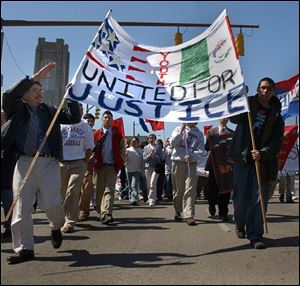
[60,104,95,233]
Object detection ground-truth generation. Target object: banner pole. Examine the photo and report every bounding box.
[247,112,268,233]
[184,129,191,177]
[5,97,67,221]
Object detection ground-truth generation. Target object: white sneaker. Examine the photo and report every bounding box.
[61,224,74,233]
[148,199,156,207]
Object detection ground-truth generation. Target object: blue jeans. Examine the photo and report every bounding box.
[127,172,141,203]
[232,162,269,241]
[164,174,173,200]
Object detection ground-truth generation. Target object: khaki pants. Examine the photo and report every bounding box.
[11,156,65,253]
[94,165,117,218]
[60,160,86,226]
[79,170,94,217]
[172,161,198,219]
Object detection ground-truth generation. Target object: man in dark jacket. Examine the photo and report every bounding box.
[205,118,234,222]
[1,62,81,264]
[229,77,284,249]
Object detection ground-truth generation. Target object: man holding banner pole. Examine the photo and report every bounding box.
[229,77,284,249]
[1,62,81,264]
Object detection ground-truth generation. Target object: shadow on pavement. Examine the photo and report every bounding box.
[34,234,90,245]
[36,250,195,269]
[191,235,299,258]
[266,213,299,223]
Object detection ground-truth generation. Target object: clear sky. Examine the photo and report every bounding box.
[1,1,299,138]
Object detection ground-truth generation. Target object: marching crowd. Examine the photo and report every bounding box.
[1,62,295,265]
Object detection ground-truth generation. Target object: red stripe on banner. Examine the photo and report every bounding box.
[276,74,299,91]
[86,51,106,69]
[128,65,146,73]
[126,75,143,83]
[130,56,148,64]
[278,125,298,170]
[145,119,165,131]
[133,45,150,52]
[225,16,239,60]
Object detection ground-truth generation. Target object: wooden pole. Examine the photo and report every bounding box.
[5,97,67,221]
[184,129,191,177]
[247,112,268,233]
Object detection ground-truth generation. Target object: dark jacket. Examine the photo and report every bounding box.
[229,95,284,182]
[1,77,81,160]
[1,150,17,189]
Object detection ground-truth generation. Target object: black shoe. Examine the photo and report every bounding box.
[279,194,284,203]
[186,217,197,226]
[101,214,114,225]
[235,224,246,239]
[130,201,138,206]
[286,197,295,203]
[51,229,63,249]
[208,204,216,216]
[174,212,183,221]
[221,215,230,222]
[7,249,35,264]
[250,239,266,249]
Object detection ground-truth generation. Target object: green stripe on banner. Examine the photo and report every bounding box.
[179,39,210,85]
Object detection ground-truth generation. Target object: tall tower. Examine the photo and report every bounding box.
[34,38,69,106]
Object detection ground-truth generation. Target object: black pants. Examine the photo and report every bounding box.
[156,173,165,200]
[207,169,231,216]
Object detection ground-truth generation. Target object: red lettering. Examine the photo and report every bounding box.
[157,52,170,85]
[160,52,170,58]
[160,60,169,67]
[156,79,165,86]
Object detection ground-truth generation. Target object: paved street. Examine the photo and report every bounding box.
[1,182,299,285]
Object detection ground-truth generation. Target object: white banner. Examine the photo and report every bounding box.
[65,10,249,122]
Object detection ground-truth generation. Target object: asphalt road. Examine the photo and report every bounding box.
[1,183,299,285]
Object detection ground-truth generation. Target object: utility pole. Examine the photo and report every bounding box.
[1,19,259,29]
[133,121,136,137]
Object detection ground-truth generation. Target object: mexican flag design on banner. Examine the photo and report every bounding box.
[180,39,210,84]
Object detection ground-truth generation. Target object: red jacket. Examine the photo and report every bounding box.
[93,127,125,172]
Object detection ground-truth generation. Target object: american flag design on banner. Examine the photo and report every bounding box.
[87,15,154,85]
[275,74,299,119]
